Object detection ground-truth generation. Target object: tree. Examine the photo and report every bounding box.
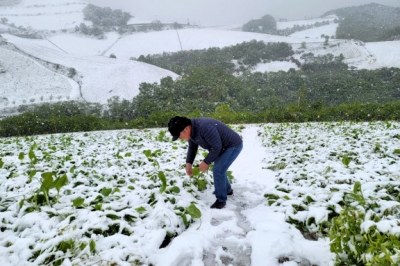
[297,86,308,108]
[79,23,89,34]
[242,14,277,34]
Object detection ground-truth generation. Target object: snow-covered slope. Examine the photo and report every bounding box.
[105,28,318,59]
[1,33,179,108]
[0,0,89,31]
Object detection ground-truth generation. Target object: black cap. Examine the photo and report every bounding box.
[168,116,191,141]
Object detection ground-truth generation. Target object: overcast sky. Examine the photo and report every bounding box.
[86,0,400,26]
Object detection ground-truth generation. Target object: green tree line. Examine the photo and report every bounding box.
[1,100,400,137]
[136,40,294,75]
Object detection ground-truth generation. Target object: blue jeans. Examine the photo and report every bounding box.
[213,143,243,202]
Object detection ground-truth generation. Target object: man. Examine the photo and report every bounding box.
[168,116,243,209]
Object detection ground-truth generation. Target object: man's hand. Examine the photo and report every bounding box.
[186,163,193,176]
[199,161,209,172]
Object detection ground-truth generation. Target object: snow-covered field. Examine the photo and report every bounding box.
[0,0,88,31]
[0,121,399,265]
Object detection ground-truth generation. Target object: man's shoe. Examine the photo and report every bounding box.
[210,200,226,209]
[212,189,234,196]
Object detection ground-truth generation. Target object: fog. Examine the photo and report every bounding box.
[86,0,400,26]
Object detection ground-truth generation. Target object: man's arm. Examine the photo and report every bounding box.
[186,140,198,164]
[185,140,198,176]
[201,125,222,165]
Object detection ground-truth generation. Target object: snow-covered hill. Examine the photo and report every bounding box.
[1,0,400,116]
[0,0,89,31]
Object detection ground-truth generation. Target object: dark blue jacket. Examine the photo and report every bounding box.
[186,118,242,165]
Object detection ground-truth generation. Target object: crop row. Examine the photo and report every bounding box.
[0,129,210,265]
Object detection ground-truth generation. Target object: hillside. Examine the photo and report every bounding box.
[323,3,400,42]
[1,1,400,117]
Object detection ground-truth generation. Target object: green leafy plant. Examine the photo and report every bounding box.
[40,172,54,207]
[341,155,352,168]
[179,203,202,229]
[190,167,209,191]
[73,197,85,208]
[329,182,400,265]
[157,171,167,193]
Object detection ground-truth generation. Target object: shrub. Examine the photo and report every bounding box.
[68,68,76,78]
[329,182,400,265]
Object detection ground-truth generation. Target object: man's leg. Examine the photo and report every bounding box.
[212,143,243,203]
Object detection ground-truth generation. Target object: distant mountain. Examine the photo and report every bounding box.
[323,3,400,42]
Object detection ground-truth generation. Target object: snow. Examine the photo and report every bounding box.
[0,0,88,31]
[276,16,337,30]
[289,24,338,39]
[1,1,400,112]
[0,122,399,265]
[252,61,299,73]
[41,31,122,56]
[106,28,315,59]
[1,33,179,105]
[0,47,78,106]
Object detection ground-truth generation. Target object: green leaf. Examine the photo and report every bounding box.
[94,203,102,211]
[196,180,207,191]
[106,214,120,220]
[135,206,147,214]
[73,197,84,207]
[79,243,87,251]
[19,199,25,210]
[18,152,24,160]
[101,187,112,197]
[128,185,135,190]
[28,170,37,179]
[186,203,201,219]
[168,186,180,194]
[341,155,352,168]
[69,165,76,173]
[143,149,151,158]
[73,181,85,188]
[28,149,36,161]
[393,149,400,154]
[116,151,121,159]
[41,172,54,192]
[192,167,200,176]
[158,171,167,193]
[0,158,3,168]
[53,174,68,193]
[90,195,103,205]
[305,195,316,204]
[89,239,96,254]
[180,213,189,227]
[353,181,362,194]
